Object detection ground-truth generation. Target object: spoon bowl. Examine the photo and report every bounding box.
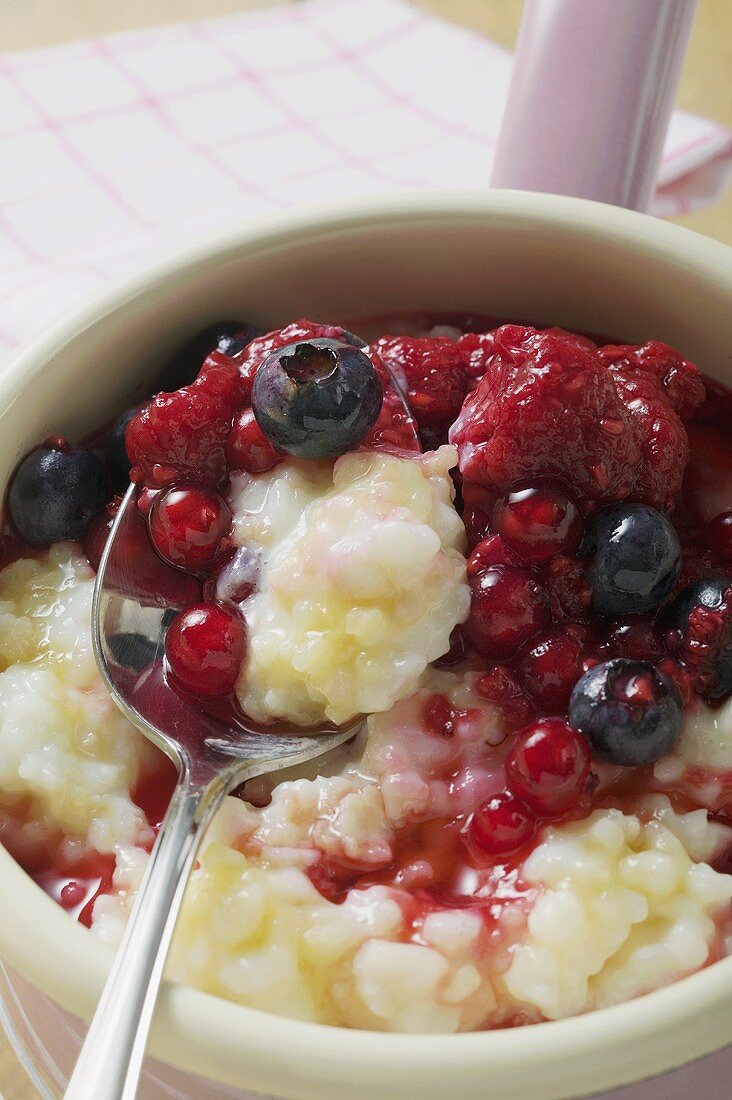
[94,484,356,785]
[64,481,360,1100]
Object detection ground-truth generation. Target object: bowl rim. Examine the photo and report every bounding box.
[0,188,731,1099]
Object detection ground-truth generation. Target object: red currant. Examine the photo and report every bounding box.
[164,603,246,698]
[518,627,590,714]
[468,791,535,857]
[148,485,231,574]
[492,478,582,564]
[465,565,550,660]
[506,718,590,816]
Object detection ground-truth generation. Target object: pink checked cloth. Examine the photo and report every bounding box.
[1,0,731,356]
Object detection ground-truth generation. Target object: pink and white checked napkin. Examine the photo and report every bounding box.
[1,0,731,356]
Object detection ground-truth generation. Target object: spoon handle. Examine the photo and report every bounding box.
[64,775,223,1100]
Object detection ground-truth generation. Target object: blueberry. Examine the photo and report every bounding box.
[586,503,681,615]
[9,443,110,547]
[107,406,140,489]
[568,658,682,766]
[661,577,732,702]
[336,328,367,348]
[252,338,383,460]
[661,577,729,631]
[155,320,263,392]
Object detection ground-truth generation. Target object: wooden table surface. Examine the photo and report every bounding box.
[1,1,731,1097]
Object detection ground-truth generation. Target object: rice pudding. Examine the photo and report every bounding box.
[1,314,730,1033]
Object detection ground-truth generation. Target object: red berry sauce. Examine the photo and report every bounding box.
[33,852,116,929]
[3,309,732,954]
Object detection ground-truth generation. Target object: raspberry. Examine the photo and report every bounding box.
[542,328,598,355]
[360,352,421,455]
[456,331,496,385]
[609,368,690,512]
[475,666,534,727]
[450,325,689,512]
[226,408,282,474]
[457,327,596,389]
[451,326,640,503]
[598,340,705,421]
[195,352,247,406]
[373,335,468,445]
[127,355,245,488]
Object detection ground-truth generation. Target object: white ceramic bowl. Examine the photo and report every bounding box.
[0,191,731,1100]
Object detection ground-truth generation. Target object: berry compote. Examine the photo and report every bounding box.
[2,310,732,1035]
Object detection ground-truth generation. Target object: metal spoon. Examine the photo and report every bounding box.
[64,355,418,1098]
[64,483,359,1100]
